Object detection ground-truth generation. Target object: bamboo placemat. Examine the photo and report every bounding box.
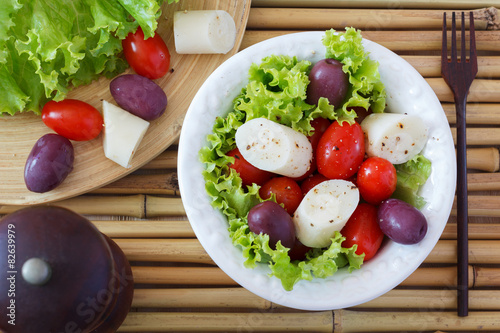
[3,2,500,332]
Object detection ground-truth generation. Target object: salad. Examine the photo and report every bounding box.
[200,28,431,291]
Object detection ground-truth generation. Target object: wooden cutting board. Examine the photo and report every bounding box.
[0,0,251,205]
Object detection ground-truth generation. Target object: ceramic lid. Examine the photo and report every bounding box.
[0,206,116,333]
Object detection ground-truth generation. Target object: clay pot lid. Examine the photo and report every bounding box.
[0,206,116,333]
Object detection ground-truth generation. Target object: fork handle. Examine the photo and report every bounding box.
[455,97,469,317]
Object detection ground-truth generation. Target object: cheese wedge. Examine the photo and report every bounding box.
[235,118,313,178]
[293,179,359,248]
[102,100,149,168]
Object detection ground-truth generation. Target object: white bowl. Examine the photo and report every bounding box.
[178,31,456,310]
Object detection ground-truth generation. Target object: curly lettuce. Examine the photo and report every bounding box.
[0,0,177,115]
[392,154,432,209]
[323,27,386,115]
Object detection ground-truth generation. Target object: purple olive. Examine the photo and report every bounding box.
[110,74,167,121]
[248,201,296,249]
[306,58,349,107]
[378,198,428,245]
[24,134,74,193]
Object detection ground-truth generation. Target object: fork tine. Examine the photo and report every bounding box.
[451,12,457,62]
[461,12,466,62]
[442,13,447,65]
[469,11,478,72]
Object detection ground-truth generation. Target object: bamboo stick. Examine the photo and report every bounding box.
[468,172,500,191]
[450,127,500,146]
[240,30,500,51]
[141,150,178,170]
[426,240,500,264]
[251,0,500,10]
[0,194,147,217]
[404,265,500,288]
[131,266,236,285]
[114,238,500,265]
[115,238,212,264]
[401,266,467,287]
[130,265,500,288]
[403,55,500,78]
[429,78,500,103]
[443,103,500,125]
[91,173,179,195]
[466,148,499,172]
[442,223,500,240]
[335,309,500,332]
[119,311,334,333]
[132,287,273,309]
[247,8,493,30]
[0,195,185,218]
[92,219,194,238]
[451,196,500,217]
[131,287,500,310]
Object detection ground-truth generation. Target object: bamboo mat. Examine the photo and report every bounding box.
[4,2,500,333]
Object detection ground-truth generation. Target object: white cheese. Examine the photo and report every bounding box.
[292,179,359,248]
[174,10,236,54]
[235,118,313,178]
[102,100,150,168]
[361,113,428,164]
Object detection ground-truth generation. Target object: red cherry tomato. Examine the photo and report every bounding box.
[300,173,328,195]
[292,117,330,181]
[357,157,397,205]
[316,121,365,180]
[259,177,303,215]
[308,117,331,149]
[122,27,170,79]
[41,99,103,141]
[227,148,273,186]
[341,203,384,261]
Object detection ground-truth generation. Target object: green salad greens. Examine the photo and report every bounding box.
[200,28,430,291]
[0,0,177,116]
[392,154,432,209]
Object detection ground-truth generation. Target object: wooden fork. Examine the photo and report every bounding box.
[441,11,478,317]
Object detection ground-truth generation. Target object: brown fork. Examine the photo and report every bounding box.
[441,11,478,317]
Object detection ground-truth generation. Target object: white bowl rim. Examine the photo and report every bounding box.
[178,31,456,310]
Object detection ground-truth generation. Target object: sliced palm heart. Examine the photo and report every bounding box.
[173,10,236,54]
[293,179,359,248]
[235,118,313,178]
[102,100,150,168]
[361,113,428,164]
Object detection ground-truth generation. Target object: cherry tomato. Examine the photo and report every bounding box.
[227,148,273,187]
[259,177,303,215]
[122,27,170,79]
[300,173,328,195]
[292,117,330,181]
[316,121,365,180]
[357,157,397,205]
[41,99,103,141]
[308,117,331,149]
[340,203,384,261]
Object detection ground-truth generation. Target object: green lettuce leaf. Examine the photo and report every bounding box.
[323,27,386,116]
[392,154,432,209]
[0,0,176,115]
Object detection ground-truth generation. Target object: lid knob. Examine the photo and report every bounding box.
[22,258,52,286]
